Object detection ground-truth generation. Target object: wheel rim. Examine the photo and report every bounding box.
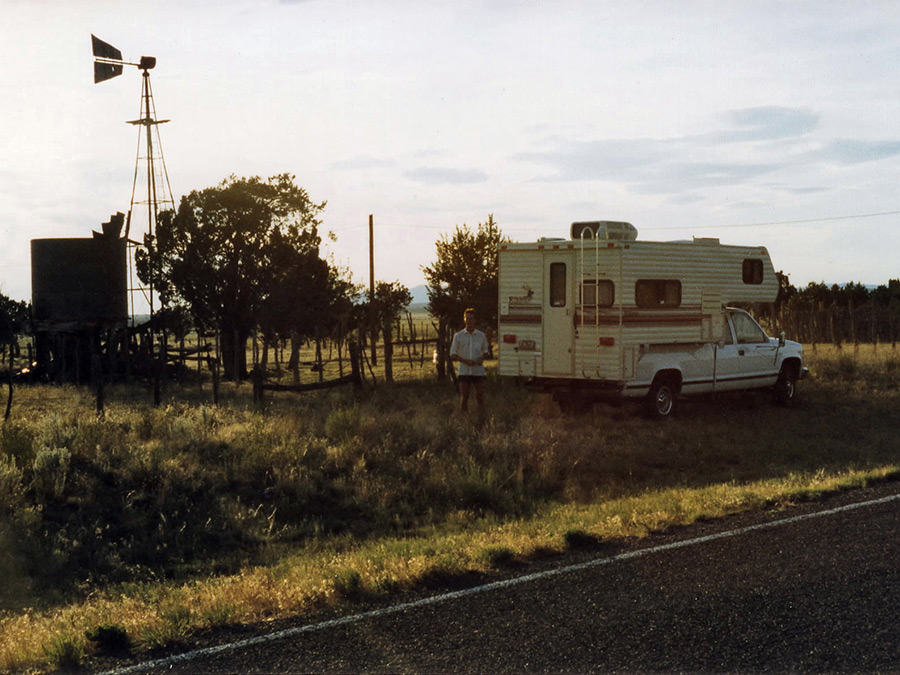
[656,386,674,415]
[782,375,795,400]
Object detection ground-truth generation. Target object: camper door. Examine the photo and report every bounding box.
[542,252,575,375]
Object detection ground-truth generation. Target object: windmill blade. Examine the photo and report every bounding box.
[91,34,122,61]
[94,61,123,83]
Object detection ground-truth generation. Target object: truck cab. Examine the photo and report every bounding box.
[635,307,805,417]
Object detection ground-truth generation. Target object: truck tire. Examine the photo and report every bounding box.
[644,376,677,418]
[773,363,798,406]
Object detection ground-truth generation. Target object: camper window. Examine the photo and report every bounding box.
[635,280,681,308]
[742,259,764,284]
[580,280,614,307]
[550,262,567,307]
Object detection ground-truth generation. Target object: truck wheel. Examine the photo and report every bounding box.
[773,364,797,406]
[645,377,677,418]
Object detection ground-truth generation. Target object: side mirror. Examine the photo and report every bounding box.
[778,331,786,348]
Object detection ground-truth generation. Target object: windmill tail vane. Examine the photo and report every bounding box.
[92,34,156,83]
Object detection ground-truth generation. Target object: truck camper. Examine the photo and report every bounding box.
[497,221,805,416]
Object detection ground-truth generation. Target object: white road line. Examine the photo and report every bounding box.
[95,491,900,675]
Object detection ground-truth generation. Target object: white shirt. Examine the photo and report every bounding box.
[450,328,489,377]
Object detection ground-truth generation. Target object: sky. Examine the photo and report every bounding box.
[2,0,900,304]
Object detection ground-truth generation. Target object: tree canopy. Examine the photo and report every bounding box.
[0,292,29,345]
[422,215,504,376]
[422,214,503,333]
[137,173,330,379]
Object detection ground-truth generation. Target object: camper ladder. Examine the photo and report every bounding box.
[578,231,626,380]
[578,231,602,377]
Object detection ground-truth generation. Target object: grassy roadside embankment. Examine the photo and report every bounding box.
[1,344,898,672]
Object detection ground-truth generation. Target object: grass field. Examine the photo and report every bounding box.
[0,343,898,672]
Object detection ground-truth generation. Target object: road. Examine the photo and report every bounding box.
[101,482,900,674]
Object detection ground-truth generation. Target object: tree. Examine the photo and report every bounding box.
[263,252,357,382]
[0,293,30,347]
[368,281,412,384]
[137,174,327,381]
[775,270,797,307]
[422,215,504,377]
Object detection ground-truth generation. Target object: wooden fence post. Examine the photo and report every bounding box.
[91,352,104,417]
[252,364,264,405]
[211,357,220,406]
[349,340,362,388]
[4,343,13,422]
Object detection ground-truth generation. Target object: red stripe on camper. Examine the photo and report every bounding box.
[595,314,704,326]
[501,315,542,324]
[576,308,704,327]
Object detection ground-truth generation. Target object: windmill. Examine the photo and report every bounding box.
[92,34,174,326]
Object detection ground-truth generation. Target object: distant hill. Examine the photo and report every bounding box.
[407,285,429,314]
[410,284,429,305]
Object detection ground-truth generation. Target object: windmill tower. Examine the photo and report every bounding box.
[92,35,175,326]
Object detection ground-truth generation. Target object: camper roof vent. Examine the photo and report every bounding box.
[693,236,720,245]
[571,221,638,241]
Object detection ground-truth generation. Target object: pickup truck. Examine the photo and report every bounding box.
[539,307,806,417]
[635,307,805,417]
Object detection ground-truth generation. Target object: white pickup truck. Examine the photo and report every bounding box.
[633,307,805,417]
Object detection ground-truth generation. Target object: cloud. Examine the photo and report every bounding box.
[514,138,678,181]
[513,105,900,198]
[515,137,782,192]
[713,106,820,142]
[330,156,395,171]
[815,139,900,164]
[634,161,784,195]
[404,167,488,184]
[778,185,828,195]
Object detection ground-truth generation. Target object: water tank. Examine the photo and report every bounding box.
[31,237,128,328]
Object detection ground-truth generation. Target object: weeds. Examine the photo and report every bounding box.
[43,633,85,671]
[563,529,600,550]
[330,567,363,599]
[85,623,131,655]
[0,345,898,672]
[477,545,516,568]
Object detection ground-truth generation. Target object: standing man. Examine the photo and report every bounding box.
[449,307,490,413]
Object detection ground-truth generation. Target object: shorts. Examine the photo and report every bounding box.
[457,375,486,384]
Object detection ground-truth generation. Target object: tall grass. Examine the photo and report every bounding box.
[1,345,898,672]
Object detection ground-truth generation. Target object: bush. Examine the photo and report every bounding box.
[43,633,85,671]
[0,454,23,513]
[85,623,132,655]
[477,545,516,568]
[31,446,71,501]
[330,567,363,599]
[563,529,602,550]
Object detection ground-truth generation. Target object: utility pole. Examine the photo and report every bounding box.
[369,214,377,366]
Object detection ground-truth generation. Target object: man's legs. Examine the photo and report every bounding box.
[458,378,471,412]
[472,378,485,412]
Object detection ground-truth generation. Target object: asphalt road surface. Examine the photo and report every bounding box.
[101,482,900,674]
